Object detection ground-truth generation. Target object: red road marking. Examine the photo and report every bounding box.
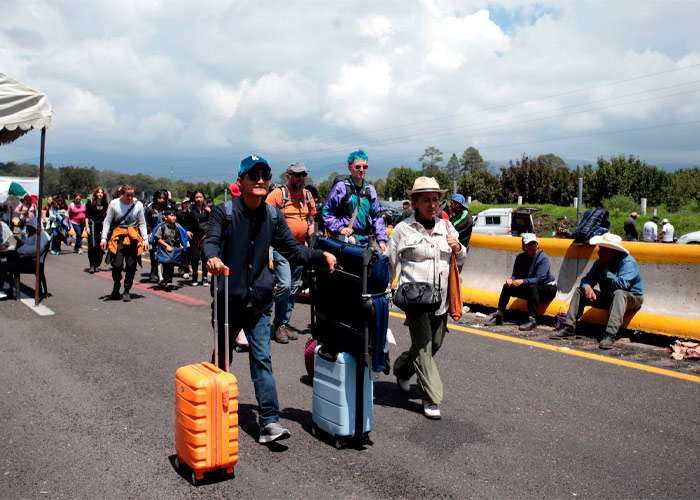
[91,269,210,306]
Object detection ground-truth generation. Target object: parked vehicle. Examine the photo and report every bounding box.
[676,231,700,244]
[472,207,540,236]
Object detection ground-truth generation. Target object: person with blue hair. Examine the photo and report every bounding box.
[322,149,388,251]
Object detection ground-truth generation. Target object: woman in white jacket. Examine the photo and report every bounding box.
[385,177,466,420]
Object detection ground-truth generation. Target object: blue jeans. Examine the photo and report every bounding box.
[71,222,84,251]
[213,300,280,427]
[272,250,303,327]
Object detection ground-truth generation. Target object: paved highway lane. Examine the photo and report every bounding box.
[1,251,699,498]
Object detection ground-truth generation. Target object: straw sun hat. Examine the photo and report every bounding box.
[589,233,630,254]
[406,177,447,196]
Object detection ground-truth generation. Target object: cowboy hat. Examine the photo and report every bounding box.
[406,177,447,196]
[589,232,629,254]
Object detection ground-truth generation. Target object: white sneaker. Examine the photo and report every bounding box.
[183,273,190,280]
[397,377,410,394]
[422,401,441,420]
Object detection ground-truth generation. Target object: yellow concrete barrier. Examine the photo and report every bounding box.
[462,235,700,341]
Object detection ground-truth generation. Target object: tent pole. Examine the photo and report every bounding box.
[34,127,46,306]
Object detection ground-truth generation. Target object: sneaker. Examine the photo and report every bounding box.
[202,278,209,286]
[518,317,537,331]
[191,281,199,287]
[599,334,616,350]
[122,291,132,302]
[397,377,410,394]
[78,248,83,255]
[422,401,441,420]
[258,422,291,444]
[182,273,190,280]
[280,325,298,341]
[89,267,95,274]
[550,325,576,340]
[485,314,503,326]
[272,324,289,344]
[110,284,121,301]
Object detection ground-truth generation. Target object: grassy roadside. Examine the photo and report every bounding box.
[467,203,700,239]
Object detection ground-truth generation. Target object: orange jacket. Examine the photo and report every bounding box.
[108,226,145,256]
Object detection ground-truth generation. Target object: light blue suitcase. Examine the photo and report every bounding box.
[311,345,373,447]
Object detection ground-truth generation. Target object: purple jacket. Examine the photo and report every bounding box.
[322,181,387,243]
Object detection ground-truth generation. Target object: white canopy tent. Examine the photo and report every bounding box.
[0,73,54,305]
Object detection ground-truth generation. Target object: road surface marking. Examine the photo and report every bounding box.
[389,311,700,384]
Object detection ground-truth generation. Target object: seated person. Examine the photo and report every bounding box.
[551,233,643,349]
[485,233,557,331]
[0,218,50,295]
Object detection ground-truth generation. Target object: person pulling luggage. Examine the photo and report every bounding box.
[203,154,337,445]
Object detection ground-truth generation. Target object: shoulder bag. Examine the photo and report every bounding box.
[393,234,441,314]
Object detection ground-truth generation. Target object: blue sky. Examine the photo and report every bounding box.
[1,0,699,182]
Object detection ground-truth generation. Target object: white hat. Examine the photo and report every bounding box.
[661,218,669,224]
[406,177,447,196]
[589,232,629,254]
[522,233,538,245]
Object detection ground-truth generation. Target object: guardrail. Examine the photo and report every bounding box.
[461,234,700,341]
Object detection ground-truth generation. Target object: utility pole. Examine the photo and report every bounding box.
[170,163,174,183]
[576,177,583,224]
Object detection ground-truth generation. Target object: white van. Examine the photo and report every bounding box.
[472,207,540,236]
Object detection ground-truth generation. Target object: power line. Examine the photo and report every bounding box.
[146,63,700,168]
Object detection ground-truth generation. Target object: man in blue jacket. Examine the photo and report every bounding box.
[485,233,557,331]
[203,155,336,444]
[551,233,643,349]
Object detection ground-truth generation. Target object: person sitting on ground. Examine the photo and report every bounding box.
[152,208,187,290]
[0,218,49,296]
[660,218,674,243]
[485,233,557,331]
[551,233,643,349]
[624,212,639,241]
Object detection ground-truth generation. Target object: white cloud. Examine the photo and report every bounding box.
[1,0,699,177]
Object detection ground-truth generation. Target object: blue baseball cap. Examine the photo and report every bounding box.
[238,155,271,178]
[450,194,468,209]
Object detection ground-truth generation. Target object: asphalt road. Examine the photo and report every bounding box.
[1,249,699,499]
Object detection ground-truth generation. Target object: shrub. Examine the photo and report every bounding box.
[602,195,638,213]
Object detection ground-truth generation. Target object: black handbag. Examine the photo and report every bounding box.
[393,280,441,313]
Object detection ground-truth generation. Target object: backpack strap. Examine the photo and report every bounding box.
[280,185,311,210]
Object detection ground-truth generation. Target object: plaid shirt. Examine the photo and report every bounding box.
[386,215,466,315]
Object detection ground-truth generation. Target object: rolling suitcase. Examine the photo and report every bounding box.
[311,344,373,449]
[175,269,239,485]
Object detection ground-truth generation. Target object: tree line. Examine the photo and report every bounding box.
[3,147,699,212]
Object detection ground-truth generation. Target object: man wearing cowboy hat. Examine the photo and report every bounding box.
[551,233,643,349]
[660,218,674,243]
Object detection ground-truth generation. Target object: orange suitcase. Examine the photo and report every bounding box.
[175,269,238,485]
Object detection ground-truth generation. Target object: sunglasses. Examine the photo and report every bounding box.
[245,170,272,181]
[352,164,369,170]
[291,172,307,178]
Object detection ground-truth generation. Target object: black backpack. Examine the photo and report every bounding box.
[572,208,610,243]
[331,175,375,217]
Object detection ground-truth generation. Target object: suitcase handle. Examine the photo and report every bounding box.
[212,267,230,372]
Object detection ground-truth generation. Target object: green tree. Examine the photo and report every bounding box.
[418,147,444,174]
[460,146,484,174]
[445,153,460,191]
[457,169,501,204]
[318,171,342,200]
[499,154,553,203]
[384,166,421,201]
[57,166,100,198]
[538,153,566,170]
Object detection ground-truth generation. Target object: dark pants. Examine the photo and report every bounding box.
[111,238,139,290]
[211,298,279,427]
[189,242,206,283]
[497,283,557,317]
[51,230,64,252]
[157,262,175,284]
[565,287,644,337]
[87,221,104,268]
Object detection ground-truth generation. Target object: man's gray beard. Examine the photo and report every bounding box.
[291,182,305,190]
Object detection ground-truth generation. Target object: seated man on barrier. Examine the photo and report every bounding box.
[485,233,557,331]
[0,218,49,297]
[551,233,643,349]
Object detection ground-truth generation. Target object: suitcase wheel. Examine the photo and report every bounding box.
[174,456,181,470]
[191,471,201,486]
[334,438,343,450]
[310,423,318,437]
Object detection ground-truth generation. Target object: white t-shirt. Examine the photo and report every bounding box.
[661,223,674,242]
[642,221,658,242]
